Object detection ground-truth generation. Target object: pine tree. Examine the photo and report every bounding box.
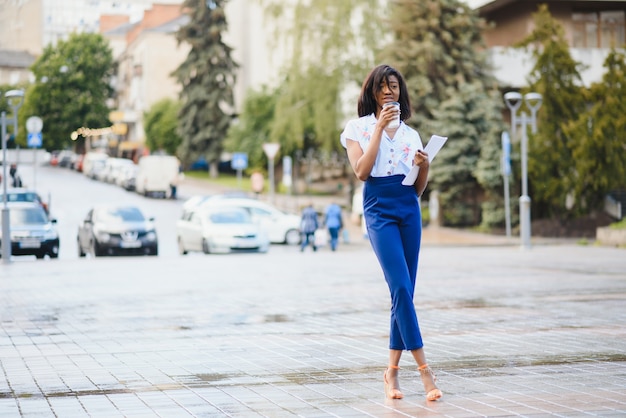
[173,0,238,176]
[564,49,626,214]
[515,4,587,220]
[381,0,506,227]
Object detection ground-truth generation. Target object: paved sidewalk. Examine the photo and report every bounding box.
[1,242,625,417]
[1,177,625,417]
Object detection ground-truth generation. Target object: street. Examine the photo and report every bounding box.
[0,164,625,417]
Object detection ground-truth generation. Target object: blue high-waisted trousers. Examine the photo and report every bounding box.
[363,175,423,351]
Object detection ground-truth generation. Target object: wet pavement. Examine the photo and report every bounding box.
[1,178,625,417]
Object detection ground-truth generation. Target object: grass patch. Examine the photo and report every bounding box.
[609,218,626,229]
[184,171,256,192]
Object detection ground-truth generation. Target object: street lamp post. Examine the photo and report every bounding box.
[1,89,25,264]
[504,91,542,250]
[262,143,280,204]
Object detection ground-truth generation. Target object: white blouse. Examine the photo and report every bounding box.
[340,114,424,177]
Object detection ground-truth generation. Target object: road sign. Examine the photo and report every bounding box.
[27,132,42,148]
[231,153,248,170]
[262,143,280,159]
[501,131,511,176]
[26,116,43,134]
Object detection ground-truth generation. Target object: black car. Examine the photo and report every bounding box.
[0,202,59,259]
[77,205,158,257]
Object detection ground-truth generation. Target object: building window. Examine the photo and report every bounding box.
[573,11,625,48]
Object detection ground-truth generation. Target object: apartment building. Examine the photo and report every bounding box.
[0,0,183,55]
[1,0,623,147]
[477,0,626,87]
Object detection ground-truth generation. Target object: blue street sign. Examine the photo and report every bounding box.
[501,131,511,176]
[231,152,248,170]
[27,132,42,148]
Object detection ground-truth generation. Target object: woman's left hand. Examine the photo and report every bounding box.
[414,150,429,167]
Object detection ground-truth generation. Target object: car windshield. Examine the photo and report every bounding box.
[0,192,41,203]
[97,207,146,223]
[5,207,48,225]
[208,209,251,224]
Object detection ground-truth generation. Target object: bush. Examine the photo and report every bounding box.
[610,218,626,230]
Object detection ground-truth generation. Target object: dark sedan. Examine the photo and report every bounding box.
[77,205,158,257]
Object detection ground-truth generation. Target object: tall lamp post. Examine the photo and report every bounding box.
[503,91,542,250]
[1,89,25,264]
[262,143,280,204]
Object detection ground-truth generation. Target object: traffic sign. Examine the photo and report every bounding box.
[27,132,42,148]
[231,152,248,170]
[262,143,280,159]
[26,116,43,134]
[501,131,511,177]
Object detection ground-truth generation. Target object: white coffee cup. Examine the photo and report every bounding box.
[383,102,400,129]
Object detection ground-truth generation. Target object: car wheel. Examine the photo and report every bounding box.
[78,238,86,257]
[177,237,187,255]
[202,239,210,254]
[285,229,301,246]
[49,252,59,259]
[91,239,103,257]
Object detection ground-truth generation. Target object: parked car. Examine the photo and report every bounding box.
[0,188,50,214]
[118,164,139,191]
[49,150,60,166]
[77,205,158,257]
[0,202,59,259]
[181,192,250,216]
[103,157,135,184]
[201,197,301,245]
[56,150,75,168]
[176,205,269,254]
[82,152,108,180]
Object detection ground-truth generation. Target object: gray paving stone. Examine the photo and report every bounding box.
[0,244,625,417]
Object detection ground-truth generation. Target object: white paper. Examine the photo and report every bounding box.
[401,135,448,186]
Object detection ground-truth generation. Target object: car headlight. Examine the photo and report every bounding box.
[42,228,58,240]
[145,231,157,241]
[95,231,111,242]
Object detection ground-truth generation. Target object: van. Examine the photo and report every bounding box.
[135,155,180,198]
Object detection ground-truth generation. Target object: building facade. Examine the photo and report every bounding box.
[0,0,624,150]
[477,0,626,87]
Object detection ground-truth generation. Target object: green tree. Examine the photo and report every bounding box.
[381,0,506,227]
[173,0,238,177]
[26,33,114,151]
[515,4,587,220]
[563,49,626,213]
[224,86,278,171]
[261,0,385,158]
[143,98,182,156]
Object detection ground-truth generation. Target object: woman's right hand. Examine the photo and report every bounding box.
[378,104,399,129]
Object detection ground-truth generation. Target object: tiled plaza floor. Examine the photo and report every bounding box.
[1,239,625,417]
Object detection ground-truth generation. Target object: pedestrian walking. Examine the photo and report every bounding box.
[340,64,442,401]
[299,203,319,252]
[324,202,343,251]
[9,164,22,188]
[169,165,184,200]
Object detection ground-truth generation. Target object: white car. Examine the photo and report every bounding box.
[176,205,270,254]
[201,197,302,245]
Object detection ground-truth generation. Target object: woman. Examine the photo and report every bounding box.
[340,64,442,401]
